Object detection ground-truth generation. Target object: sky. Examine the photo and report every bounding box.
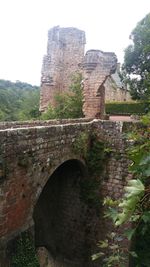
[0,0,149,85]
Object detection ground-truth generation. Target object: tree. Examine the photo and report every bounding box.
[0,79,40,121]
[41,72,83,120]
[123,13,150,100]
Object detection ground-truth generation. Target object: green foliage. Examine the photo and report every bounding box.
[86,134,106,176]
[93,114,150,266]
[127,123,150,181]
[0,73,82,121]
[115,179,145,226]
[123,13,150,100]
[103,197,120,224]
[73,132,103,208]
[109,119,150,267]
[92,232,126,267]
[73,132,111,176]
[41,73,83,119]
[0,79,40,121]
[105,101,149,115]
[142,112,150,124]
[11,231,39,267]
[72,132,89,158]
[125,118,150,266]
[73,132,112,210]
[40,105,57,120]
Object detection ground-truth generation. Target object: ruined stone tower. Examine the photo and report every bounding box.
[40,26,86,111]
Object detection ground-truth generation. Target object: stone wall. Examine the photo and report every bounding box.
[105,64,131,102]
[40,26,86,111]
[0,120,133,266]
[82,50,117,118]
[105,76,131,102]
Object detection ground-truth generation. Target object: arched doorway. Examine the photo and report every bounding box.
[33,159,96,267]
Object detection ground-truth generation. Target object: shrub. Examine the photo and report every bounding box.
[105,101,150,115]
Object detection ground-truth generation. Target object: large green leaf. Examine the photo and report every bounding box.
[125,179,145,197]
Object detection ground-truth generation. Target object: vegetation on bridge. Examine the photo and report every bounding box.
[73,132,112,211]
[11,231,39,267]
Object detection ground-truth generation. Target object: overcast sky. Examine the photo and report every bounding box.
[0,0,149,85]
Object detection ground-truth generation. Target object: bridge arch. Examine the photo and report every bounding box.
[33,159,93,266]
[32,156,86,205]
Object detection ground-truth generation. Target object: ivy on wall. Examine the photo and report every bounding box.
[72,131,112,176]
[73,132,112,210]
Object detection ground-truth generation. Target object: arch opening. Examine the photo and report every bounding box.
[33,159,98,267]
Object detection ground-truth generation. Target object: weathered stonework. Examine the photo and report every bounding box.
[40,26,86,111]
[0,119,133,267]
[82,50,117,118]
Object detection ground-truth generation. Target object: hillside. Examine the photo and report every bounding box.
[0,80,40,121]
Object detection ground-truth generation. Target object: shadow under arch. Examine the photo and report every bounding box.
[33,159,95,267]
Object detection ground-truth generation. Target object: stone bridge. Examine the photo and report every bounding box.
[0,119,132,267]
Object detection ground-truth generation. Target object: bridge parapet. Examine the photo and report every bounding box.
[0,118,92,130]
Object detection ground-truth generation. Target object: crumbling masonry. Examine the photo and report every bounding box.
[40,26,129,118]
[40,27,85,111]
[82,50,117,118]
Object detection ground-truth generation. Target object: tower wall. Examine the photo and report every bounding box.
[40,26,86,111]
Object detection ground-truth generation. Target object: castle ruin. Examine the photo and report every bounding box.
[40,26,130,118]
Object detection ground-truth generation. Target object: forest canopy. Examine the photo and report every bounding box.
[0,79,40,121]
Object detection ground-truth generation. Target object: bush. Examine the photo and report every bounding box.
[11,231,39,267]
[105,101,150,115]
